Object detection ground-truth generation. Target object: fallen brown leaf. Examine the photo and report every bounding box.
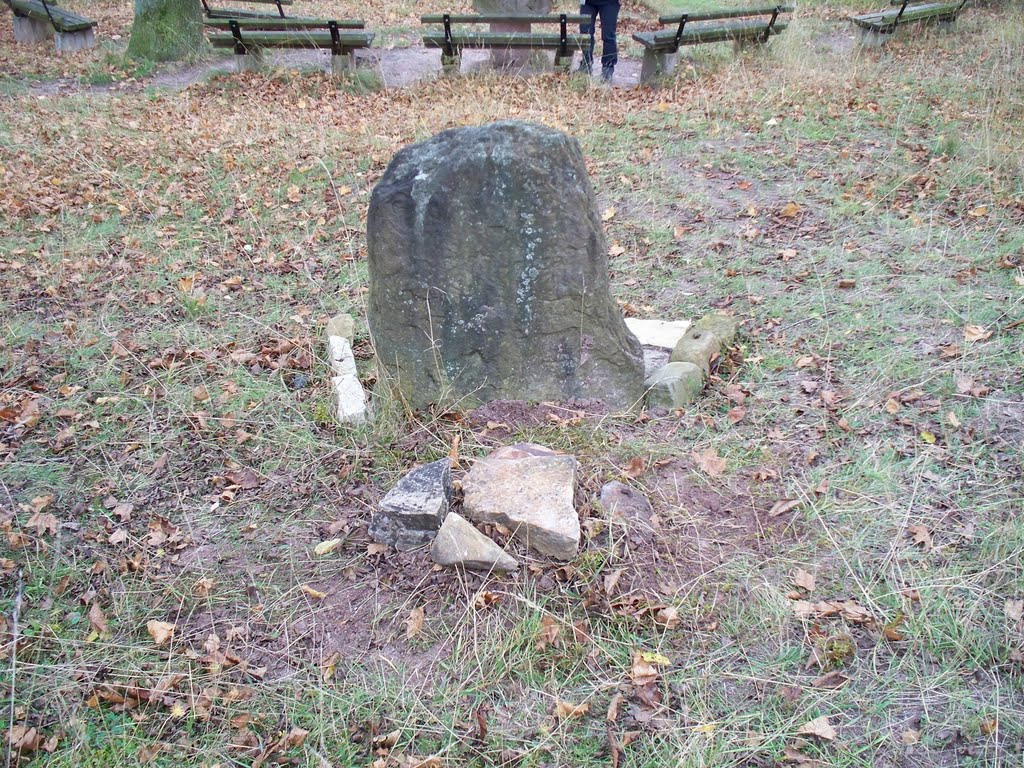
[794,569,816,593]
[797,715,837,741]
[147,620,175,646]
[554,699,590,720]
[405,606,425,639]
[691,448,726,477]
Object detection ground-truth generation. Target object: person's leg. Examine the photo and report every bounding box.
[579,1,598,73]
[597,0,620,79]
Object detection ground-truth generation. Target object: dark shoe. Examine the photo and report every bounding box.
[600,67,614,82]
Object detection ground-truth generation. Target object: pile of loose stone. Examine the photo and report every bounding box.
[636,312,740,410]
[366,443,654,572]
[323,309,738,428]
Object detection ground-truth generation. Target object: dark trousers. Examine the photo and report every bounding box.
[579,0,619,72]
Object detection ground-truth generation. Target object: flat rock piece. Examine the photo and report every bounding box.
[462,454,579,560]
[489,442,558,460]
[430,512,519,573]
[625,318,692,350]
[369,458,452,550]
[367,120,644,410]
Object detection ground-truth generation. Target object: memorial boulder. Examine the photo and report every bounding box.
[367,121,644,410]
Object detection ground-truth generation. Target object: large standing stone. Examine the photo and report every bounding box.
[430,512,519,573]
[369,459,451,550]
[367,121,645,411]
[462,450,579,560]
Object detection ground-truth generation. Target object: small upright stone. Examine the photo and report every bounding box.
[644,362,704,408]
[332,375,369,425]
[369,459,451,550]
[325,313,356,342]
[328,335,358,377]
[430,512,519,573]
[462,449,579,560]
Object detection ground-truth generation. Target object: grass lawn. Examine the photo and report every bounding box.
[1,0,1022,766]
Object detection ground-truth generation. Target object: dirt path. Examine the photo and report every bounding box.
[25,44,647,97]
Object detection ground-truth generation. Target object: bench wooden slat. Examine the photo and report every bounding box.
[230,0,295,6]
[205,17,364,29]
[204,8,285,18]
[852,3,957,28]
[421,13,590,24]
[658,4,794,23]
[9,0,96,31]
[634,19,788,49]
[423,31,591,49]
[209,29,373,49]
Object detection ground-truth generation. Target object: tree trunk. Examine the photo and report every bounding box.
[127,0,204,61]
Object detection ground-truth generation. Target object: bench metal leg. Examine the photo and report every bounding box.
[54,28,96,53]
[857,26,894,47]
[235,48,264,72]
[441,52,461,76]
[639,48,676,87]
[12,14,53,43]
[734,37,769,53]
[330,50,356,75]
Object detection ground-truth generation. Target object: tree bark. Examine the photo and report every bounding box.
[127,0,204,61]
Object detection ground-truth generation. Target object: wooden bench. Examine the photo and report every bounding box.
[851,0,967,46]
[207,17,373,74]
[421,13,592,75]
[632,4,793,85]
[200,0,293,20]
[5,0,97,51]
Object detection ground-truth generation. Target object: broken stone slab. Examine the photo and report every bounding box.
[693,313,739,346]
[644,361,705,408]
[332,374,369,425]
[430,512,519,573]
[369,458,452,551]
[625,318,692,350]
[669,313,739,374]
[642,346,671,379]
[367,120,645,411]
[327,335,358,377]
[325,312,356,342]
[599,481,654,543]
[462,451,579,560]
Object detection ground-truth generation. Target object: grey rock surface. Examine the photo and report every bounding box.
[462,451,579,560]
[430,512,519,573]
[369,458,451,550]
[367,121,645,411]
[599,480,655,543]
